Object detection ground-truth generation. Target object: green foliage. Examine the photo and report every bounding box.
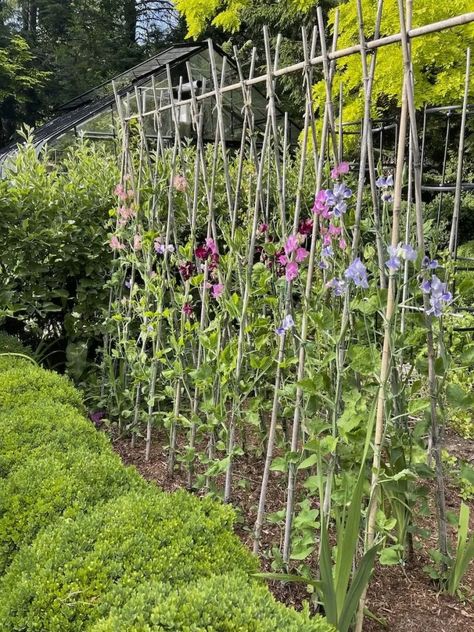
[0,34,49,144]
[174,0,322,39]
[91,573,334,631]
[313,0,474,133]
[0,362,83,412]
[0,351,330,631]
[0,447,143,573]
[0,137,119,375]
[0,489,256,631]
[447,502,474,596]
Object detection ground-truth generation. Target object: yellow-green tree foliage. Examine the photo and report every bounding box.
[173,0,318,39]
[313,0,474,123]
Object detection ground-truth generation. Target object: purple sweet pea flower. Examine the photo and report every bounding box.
[326,277,346,297]
[422,256,439,269]
[276,314,295,335]
[386,245,401,271]
[344,257,369,289]
[400,244,417,261]
[326,183,352,218]
[422,274,452,317]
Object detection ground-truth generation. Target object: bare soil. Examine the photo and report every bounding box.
[111,426,474,632]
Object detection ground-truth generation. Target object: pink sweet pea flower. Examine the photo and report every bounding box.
[312,190,330,216]
[205,237,218,256]
[278,254,288,266]
[212,283,225,299]
[285,261,299,281]
[338,238,347,250]
[295,247,309,263]
[109,235,125,250]
[173,174,187,192]
[133,234,142,251]
[284,234,299,256]
[114,184,127,201]
[323,234,332,246]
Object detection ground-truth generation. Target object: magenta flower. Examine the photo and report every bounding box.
[328,224,342,236]
[205,237,218,256]
[312,190,330,216]
[298,218,313,235]
[173,174,187,192]
[182,303,193,317]
[258,223,269,234]
[338,238,347,250]
[278,254,288,266]
[284,234,299,256]
[323,234,332,246]
[212,283,225,299]
[285,261,299,281]
[295,247,309,263]
[109,235,125,250]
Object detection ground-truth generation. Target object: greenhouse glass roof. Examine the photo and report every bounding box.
[0,42,299,172]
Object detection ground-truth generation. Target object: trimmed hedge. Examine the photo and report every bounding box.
[0,334,333,632]
[91,574,326,632]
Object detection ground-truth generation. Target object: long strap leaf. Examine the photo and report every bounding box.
[338,545,378,632]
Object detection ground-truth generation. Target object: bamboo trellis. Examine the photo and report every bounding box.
[103,4,473,627]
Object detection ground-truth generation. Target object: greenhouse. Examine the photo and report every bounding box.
[0,42,298,172]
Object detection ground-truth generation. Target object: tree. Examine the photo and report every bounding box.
[0,35,49,145]
[312,0,474,124]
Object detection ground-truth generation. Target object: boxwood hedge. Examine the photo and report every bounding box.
[0,333,333,632]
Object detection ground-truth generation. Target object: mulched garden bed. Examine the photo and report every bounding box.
[112,427,473,632]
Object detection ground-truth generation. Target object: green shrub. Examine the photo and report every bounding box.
[91,574,334,632]
[0,331,33,357]
[0,362,83,411]
[0,447,144,573]
[0,401,109,476]
[0,489,257,631]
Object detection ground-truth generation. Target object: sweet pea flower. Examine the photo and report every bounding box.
[326,183,352,218]
[133,234,142,251]
[182,303,193,317]
[330,161,350,179]
[385,243,418,270]
[173,174,187,192]
[423,275,452,317]
[298,218,313,235]
[179,261,195,280]
[276,314,295,335]
[285,261,299,282]
[326,277,346,296]
[295,247,309,263]
[422,256,439,269]
[205,237,218,256]
[322,245,334,258]
[312,190,330,217]
[114,184,127,201]
[212,283,225,299]
[344,257,369,288]
[338,238,347,250]
[109,235,125,250]
[284,234,299,256]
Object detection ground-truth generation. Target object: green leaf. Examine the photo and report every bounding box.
[298,454,318,470]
